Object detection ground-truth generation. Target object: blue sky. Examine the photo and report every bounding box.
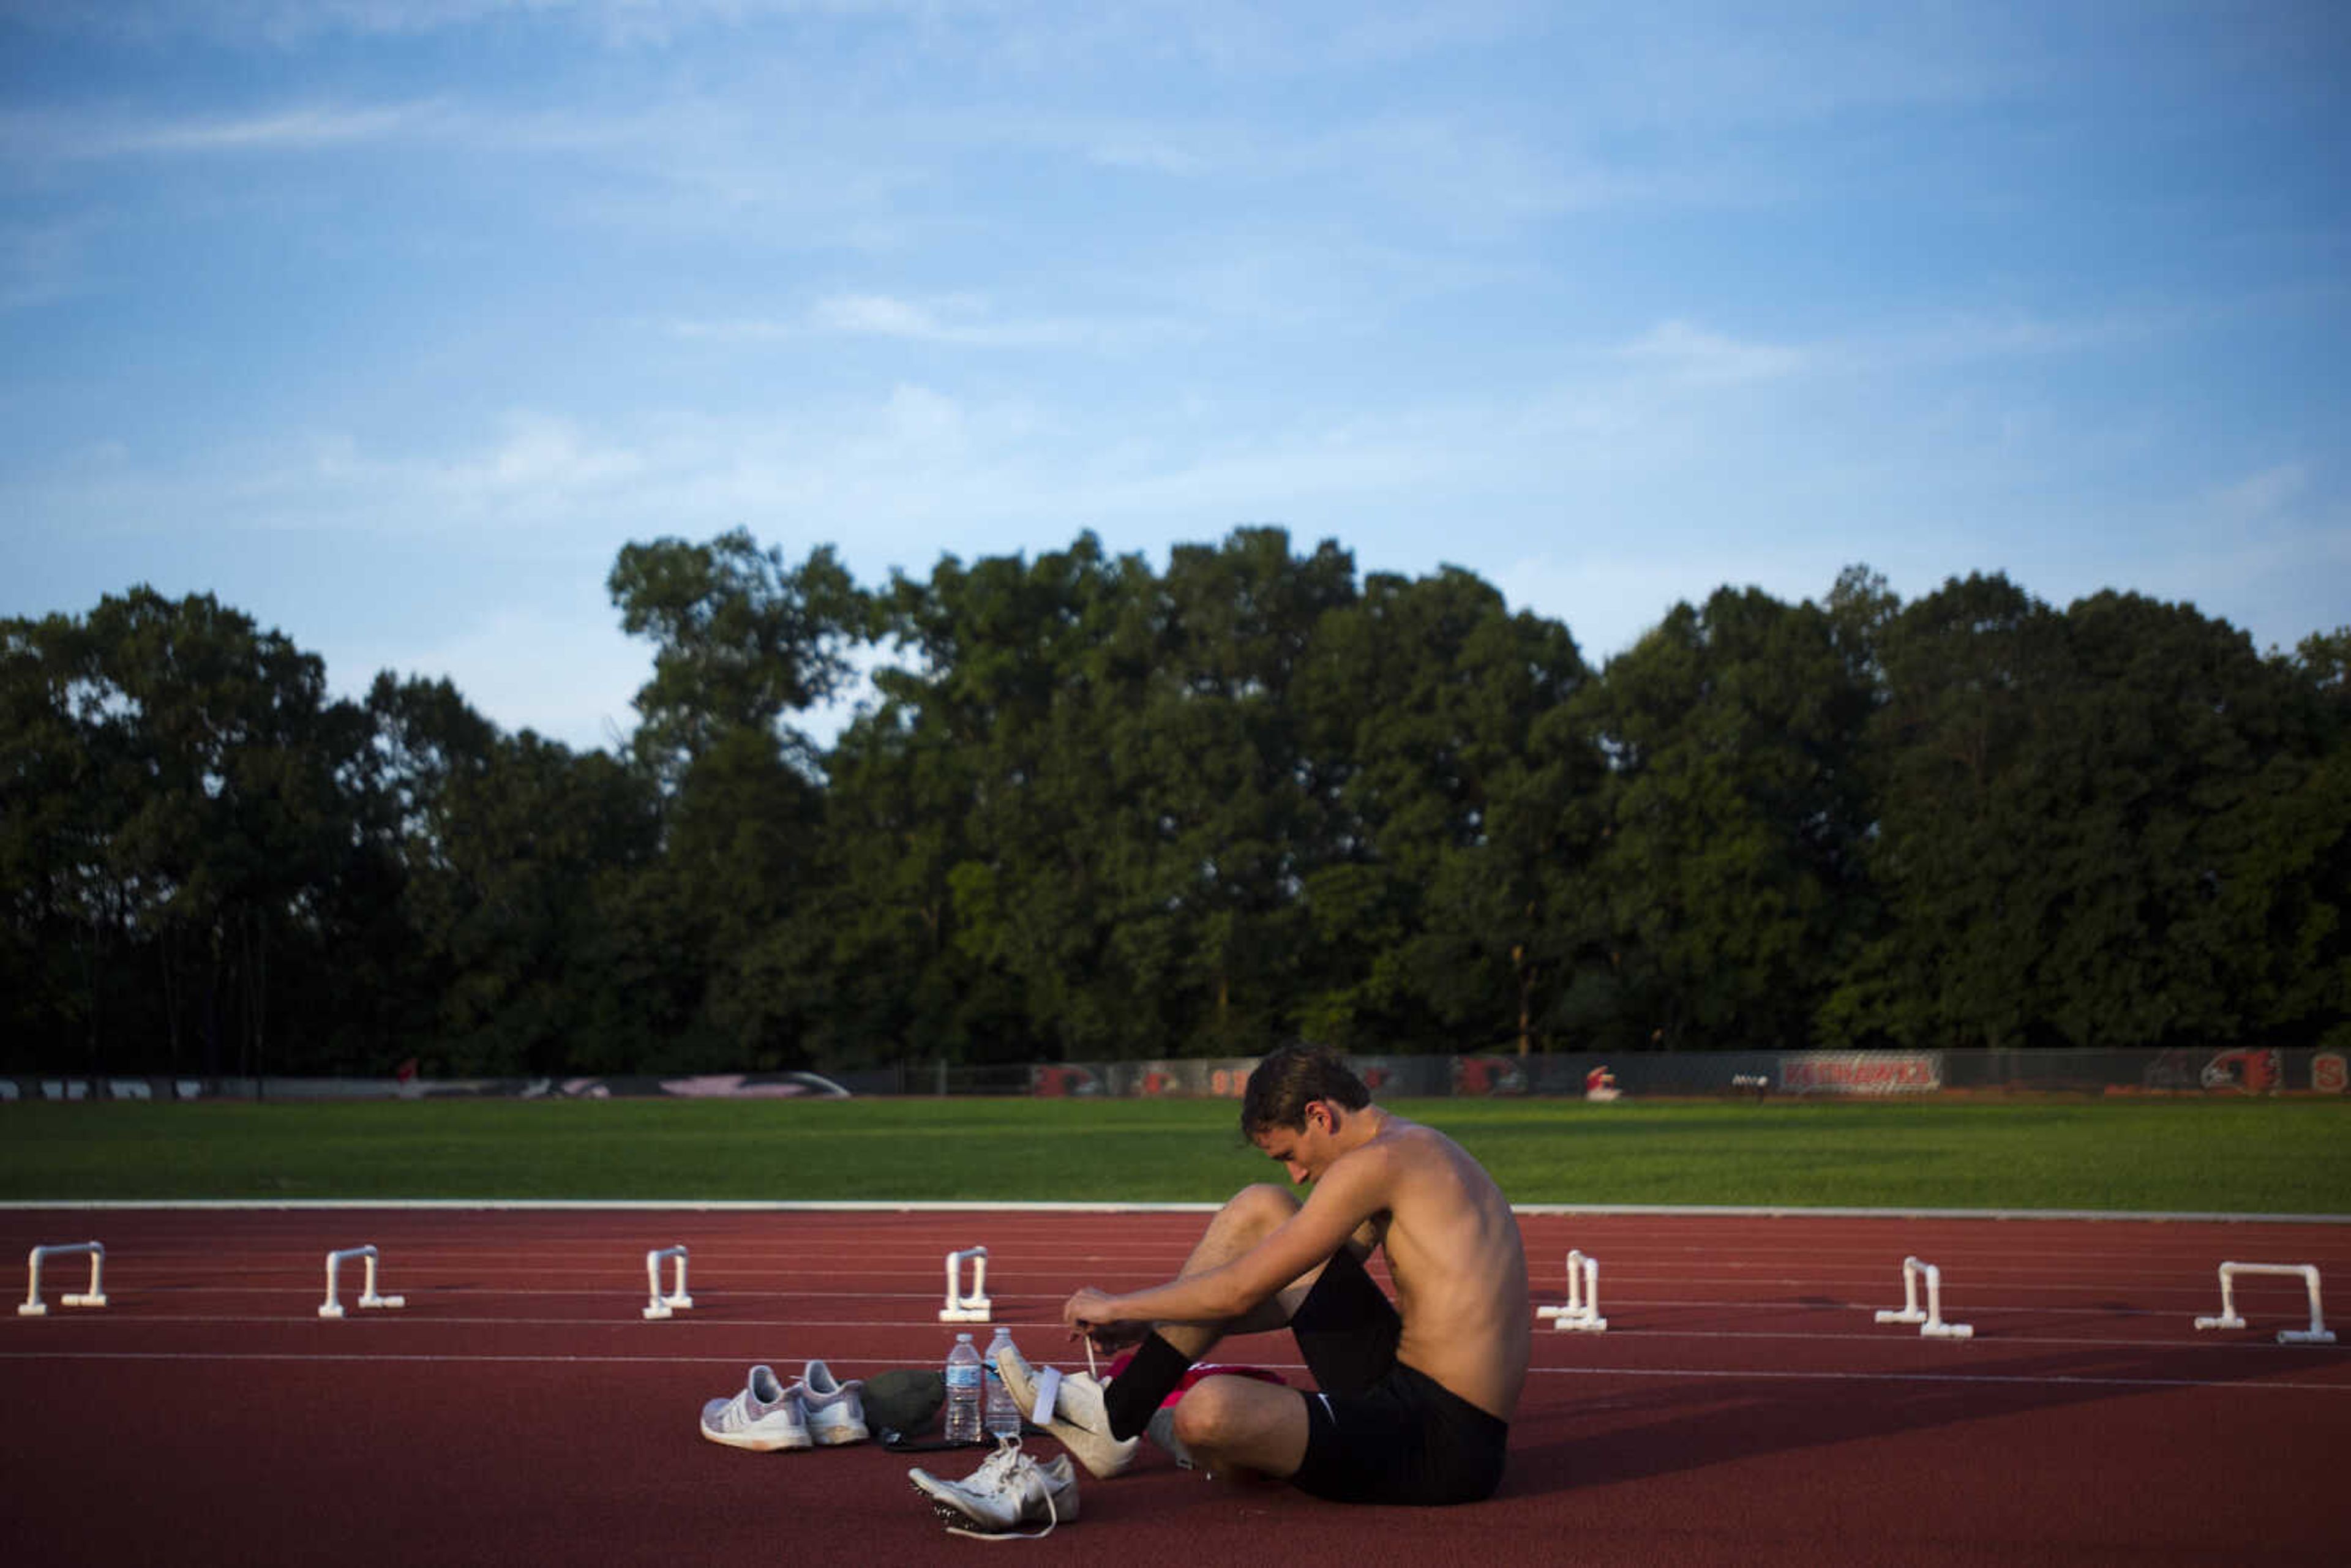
[4,1,2345,751]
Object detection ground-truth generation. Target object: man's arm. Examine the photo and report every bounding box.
[1064,1145,1393,1335]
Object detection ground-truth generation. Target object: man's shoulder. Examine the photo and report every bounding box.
[1365,1114,1450,1156]
[1333,1115,1449,1177]
[1364,1117,1504,1202]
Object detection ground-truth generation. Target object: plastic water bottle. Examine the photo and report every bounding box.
[944,1332,983,1444]
[983,1326,1022,1439]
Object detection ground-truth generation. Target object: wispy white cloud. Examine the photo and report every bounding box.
[1,100,449,164]
[1,1,942,47]
[807,293,1126,348]
[39,413,657,539]
[1605,304,2177,396]
[452,411,648,495]
[2210,461,2311,527]
[811,294,948,339]
[1618,320,1813,387]
[669,292,1188,351]
[110,102,442,154]
[1321,114,1675,224]
[1865,307,2172,371]
[1030,106,1707,223]
[1080,135,1215,178]
[9,0,1529,65]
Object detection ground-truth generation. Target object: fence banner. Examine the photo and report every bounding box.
[1778,1052,1944,1095]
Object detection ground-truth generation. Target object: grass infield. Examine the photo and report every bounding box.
[2,1095,2346,1214]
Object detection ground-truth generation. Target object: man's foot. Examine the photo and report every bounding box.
[909,1436,1079,1537]
[992,1340,1138,1478]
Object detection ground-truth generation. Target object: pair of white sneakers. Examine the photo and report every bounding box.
[700,1360,869,1452]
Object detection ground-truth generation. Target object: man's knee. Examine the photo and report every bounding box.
[1169,1375,1273,1447]
[1171,1376,1309,1477]
[1220,1182,1297,1237]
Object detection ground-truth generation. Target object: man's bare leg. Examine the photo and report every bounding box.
[1099,1182,1364,1470]
[1094,1183,1305,1439]
[1149,1182,1327,1360]
[1169,1372,1313,1479]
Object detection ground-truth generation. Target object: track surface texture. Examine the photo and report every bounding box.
[6,1206,2347,1566]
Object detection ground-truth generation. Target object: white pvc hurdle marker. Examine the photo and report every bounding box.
[939,1245,992,1323]
[1873,1256,1973,1339]
[1536,1248,1607,1332]
[19,1242,107,1317]
[642,1245,693,1320]
[318,1245,406,1319]
[2192,1262,2334,1345]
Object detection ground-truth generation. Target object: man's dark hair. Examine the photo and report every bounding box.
[1240,1041,1371,1138]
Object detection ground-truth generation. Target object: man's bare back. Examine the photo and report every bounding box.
[1338,1114,1531,1420]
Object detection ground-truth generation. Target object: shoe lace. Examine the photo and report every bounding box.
[727,1383,796,1428]
[970,1434,1027,1489]
[943,1438,1061,1542]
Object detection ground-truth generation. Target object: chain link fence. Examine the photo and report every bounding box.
[6,1046,2344,1102]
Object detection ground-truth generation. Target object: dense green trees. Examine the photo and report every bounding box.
[1573,585,1877,1055]
[1828,578,2349,1054]
[2,591,377,1076]
[4,534,2344,1075]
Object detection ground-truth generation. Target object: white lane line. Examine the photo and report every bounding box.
[10,1312,2347,1361]
[1524,1363,2351,1393]
[10,1200,2347,1223]
[6,1288,2287,1326]
[3,1349,2345,1395]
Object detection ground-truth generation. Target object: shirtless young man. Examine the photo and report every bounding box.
[1057,1042,1531,1506]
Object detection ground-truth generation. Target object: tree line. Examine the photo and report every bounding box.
[4,528,2345,1079]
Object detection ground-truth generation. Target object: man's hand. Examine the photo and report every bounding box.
[1062,1286,1146,1349]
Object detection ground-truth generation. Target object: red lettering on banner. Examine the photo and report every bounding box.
[1778,1052,1943,1095]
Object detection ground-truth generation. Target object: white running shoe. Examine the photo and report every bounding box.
[991,1341,1136,1479]
[909,1436,1079,1539]
[700,1364,811,1451]
[1146,1405,1196,1470]
[798,1360,869,1447]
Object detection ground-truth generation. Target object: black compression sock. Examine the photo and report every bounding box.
[1103,1332,1191,1441]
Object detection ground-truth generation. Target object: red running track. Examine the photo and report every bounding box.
[4,1206,2348,1566]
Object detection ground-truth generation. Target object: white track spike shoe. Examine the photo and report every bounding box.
[798,1360,870,1447]
[991,1340,1136,1479]
[700,1364,811,1451]
[909,1436,1079,1539]
[1146,1405,1197,1469]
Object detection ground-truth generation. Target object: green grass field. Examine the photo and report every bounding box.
[3,1095,2346,1213]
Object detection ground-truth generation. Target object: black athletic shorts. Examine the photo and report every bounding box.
[1285,1247,1510,1506]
